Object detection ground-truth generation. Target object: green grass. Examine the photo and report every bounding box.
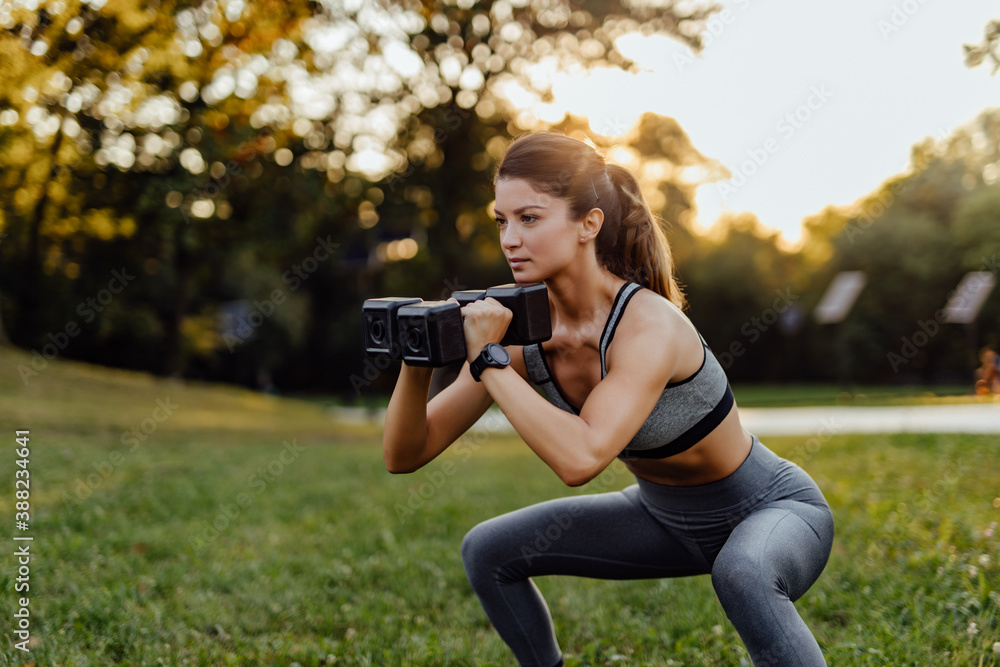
[729,383,983,408]
[303,382,989,412]
[0,346,998,666]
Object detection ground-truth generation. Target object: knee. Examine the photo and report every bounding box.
[461,520,497,583]
[712,547,775,607]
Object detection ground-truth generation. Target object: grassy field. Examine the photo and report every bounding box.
[300,381,989,414]
[0,347,998,666]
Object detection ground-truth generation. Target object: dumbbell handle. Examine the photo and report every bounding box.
[451,283,551,347]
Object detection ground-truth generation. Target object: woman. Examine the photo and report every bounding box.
[383,132,834,667]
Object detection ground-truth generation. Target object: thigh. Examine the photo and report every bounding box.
[714,500,834,601]
[462,485,709,583]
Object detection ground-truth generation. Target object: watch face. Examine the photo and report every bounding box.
[488,343,511,365]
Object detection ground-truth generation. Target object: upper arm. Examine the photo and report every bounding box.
[576,297,682,469]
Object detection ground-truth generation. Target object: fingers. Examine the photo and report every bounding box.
[461,297,513,355]
[461,296,506,312]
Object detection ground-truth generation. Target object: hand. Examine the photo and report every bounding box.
[459,297,512,363]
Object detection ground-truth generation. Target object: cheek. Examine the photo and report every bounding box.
[536,221,577,248]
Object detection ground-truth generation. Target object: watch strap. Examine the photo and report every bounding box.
[470,343,508,382]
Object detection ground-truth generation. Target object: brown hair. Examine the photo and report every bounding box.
[494,132,686,309]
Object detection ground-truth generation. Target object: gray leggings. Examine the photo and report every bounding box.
[461,436,834,667]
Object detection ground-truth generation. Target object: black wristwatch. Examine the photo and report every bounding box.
[469,342,511,382]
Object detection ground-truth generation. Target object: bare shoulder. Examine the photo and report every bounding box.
[615,288,696,342]
[606,288,701,376]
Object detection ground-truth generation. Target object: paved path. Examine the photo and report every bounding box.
[332,402,1000,436]
[738,403,999,436]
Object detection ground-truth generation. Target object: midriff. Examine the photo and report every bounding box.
[622,404,753,486]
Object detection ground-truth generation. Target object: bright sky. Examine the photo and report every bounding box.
[549,0,999,246]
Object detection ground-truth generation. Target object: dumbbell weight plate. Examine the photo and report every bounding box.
[362,297,422,358]
[397,300,467,367]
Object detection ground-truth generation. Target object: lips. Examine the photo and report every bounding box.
[507,258,529,270]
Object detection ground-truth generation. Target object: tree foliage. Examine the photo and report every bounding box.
[965,18,1000,74]
[0,0,728,392]
[2,1,996,392]
[797,108,1000,383]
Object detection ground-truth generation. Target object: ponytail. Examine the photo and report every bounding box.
[598,164,686,309]
[496,132,686,310]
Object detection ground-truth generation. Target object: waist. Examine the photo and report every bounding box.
[633,434,786,512]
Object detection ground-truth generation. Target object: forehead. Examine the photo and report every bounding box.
[493,177,562,214]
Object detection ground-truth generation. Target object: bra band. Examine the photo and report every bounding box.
[618,384,734,459]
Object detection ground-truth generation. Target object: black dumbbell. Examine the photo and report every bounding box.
[362,283,552,366]
[362,299,467,366]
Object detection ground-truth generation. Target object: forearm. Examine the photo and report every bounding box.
[382,364,434,472]
[479,366,604,486]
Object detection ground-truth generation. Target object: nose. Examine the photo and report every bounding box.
[501,224,521,249]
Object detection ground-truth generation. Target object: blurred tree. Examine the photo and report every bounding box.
[797,107,1000,382]
[0,0,328,374]
[953,185,1000,268]
[0,0,727,393]
[0,231,7,345]
[680,212,804,382]
[965,18,1000,74]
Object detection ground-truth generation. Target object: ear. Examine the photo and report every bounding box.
[579,207,604,243]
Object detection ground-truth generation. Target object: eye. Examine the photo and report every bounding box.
[495,217,507,228]
[521,214,537,223]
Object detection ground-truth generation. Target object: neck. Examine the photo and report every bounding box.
[544,253,625,327]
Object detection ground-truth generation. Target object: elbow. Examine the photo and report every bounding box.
[551,435,608,487]
[385,461,417,475]
[560,472,598,487]
[561,474,591,488]
[383,453,421,475]
[557,459,603,488]
[383,438,423,474]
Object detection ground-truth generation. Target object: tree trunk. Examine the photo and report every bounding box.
[0,291,9,346]
[0,231,8,346]
[17,130,64,342]
[161,222,192,377]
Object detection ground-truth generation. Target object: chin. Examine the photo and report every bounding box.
[511,268,541,283]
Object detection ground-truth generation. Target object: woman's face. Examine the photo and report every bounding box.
[493,177,583,283]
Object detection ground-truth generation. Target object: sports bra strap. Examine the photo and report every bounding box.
[599,282,643,378]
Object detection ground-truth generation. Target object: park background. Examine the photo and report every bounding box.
[1,0,999,665]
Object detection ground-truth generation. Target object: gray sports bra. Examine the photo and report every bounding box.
[522,282,734,460]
